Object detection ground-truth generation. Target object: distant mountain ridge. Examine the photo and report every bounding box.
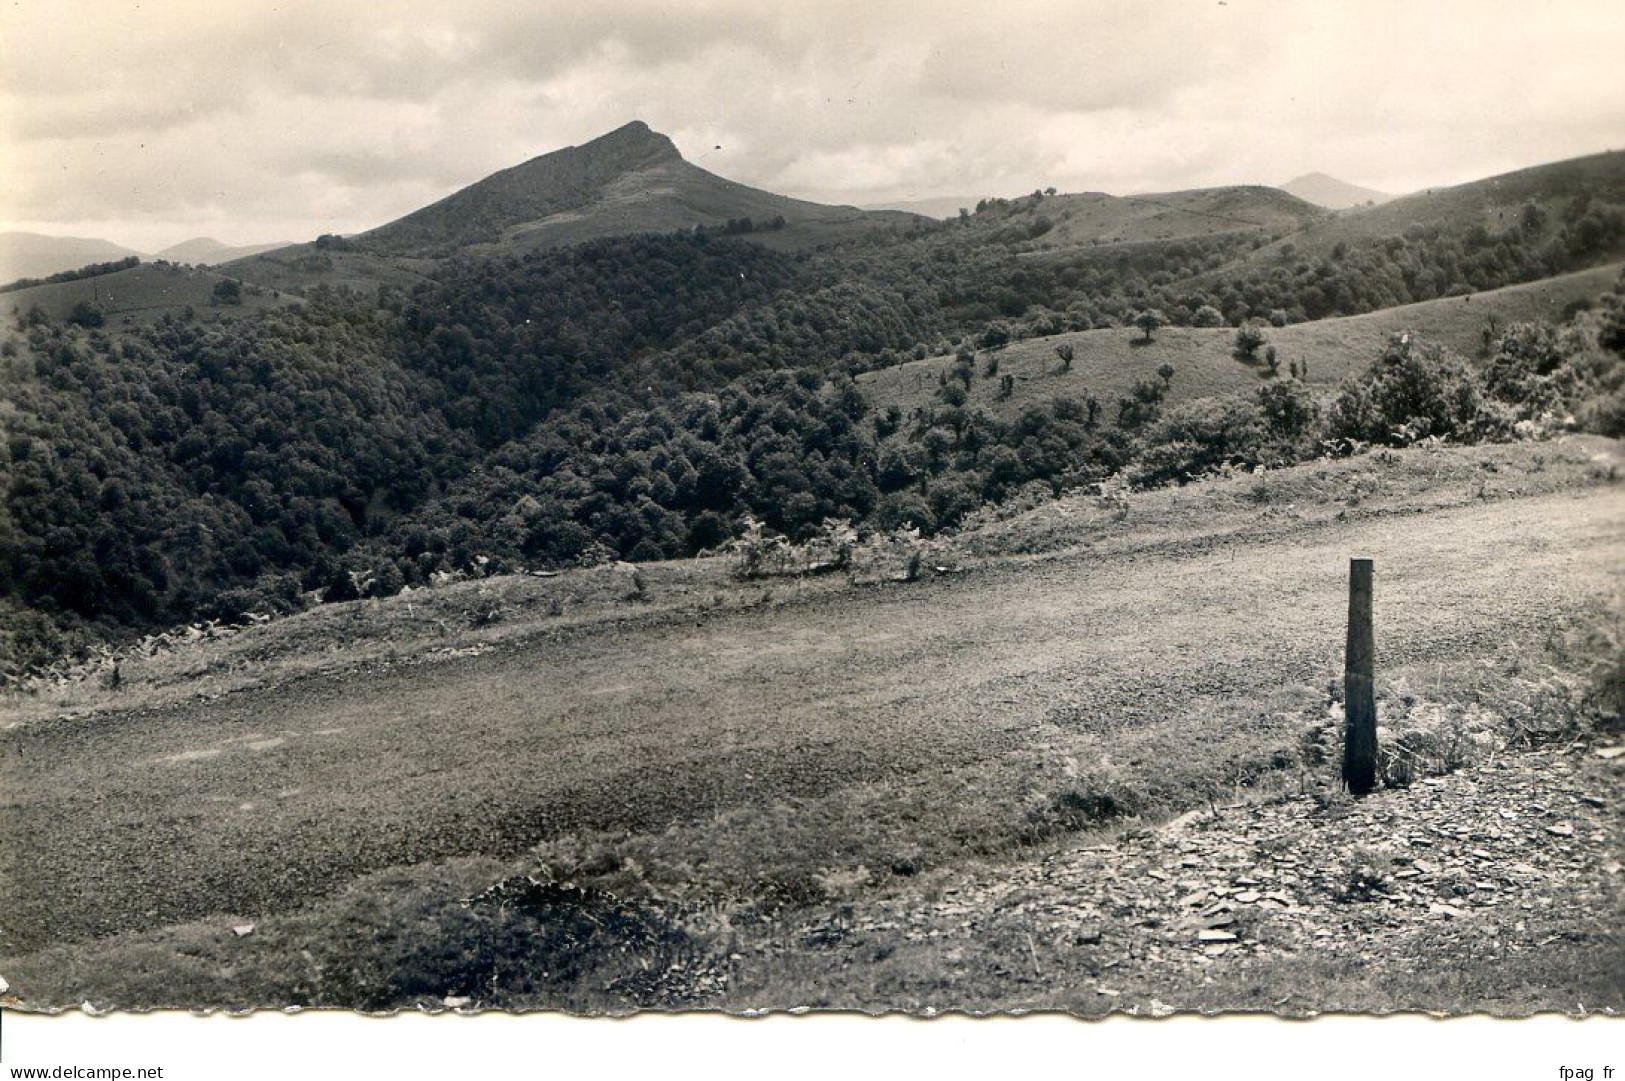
[0,232,143,285]
[863,196,982,220]
[1280,172,1395,210]
[154,237,293,265]
[0,232,295,288]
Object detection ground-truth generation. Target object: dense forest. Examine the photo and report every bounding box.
[3,191,1624,677]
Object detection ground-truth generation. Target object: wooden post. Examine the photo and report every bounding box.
[1342,557,1378,795]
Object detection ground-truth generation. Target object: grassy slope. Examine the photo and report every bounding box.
[0,262,293,329]
[858,262,1623,421]
[2,435,1620,1011]
[222,244,439,296]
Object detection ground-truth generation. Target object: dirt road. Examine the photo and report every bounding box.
[3,486,1621,956]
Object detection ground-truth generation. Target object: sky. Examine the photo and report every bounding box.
[2,0,1622,251]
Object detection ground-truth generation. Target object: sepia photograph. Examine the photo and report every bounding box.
[0,0,1621,1066]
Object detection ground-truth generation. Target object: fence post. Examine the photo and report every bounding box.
[1342,557,1378,795]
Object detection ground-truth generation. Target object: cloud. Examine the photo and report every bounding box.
[1,0,1620,249]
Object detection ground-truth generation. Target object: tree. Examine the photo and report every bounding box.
[1191,304,1225,328]
[1055,343,1074,372]
[68,300,105,327]
[1233,325,1268,361]
[1157,362,1176,388]
[211,278,243,305]
[1133,309,1168,343]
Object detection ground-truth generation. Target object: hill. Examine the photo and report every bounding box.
[857,262,1623,421]
[1251,151,1625,268]
[1280,172,1395,210]
[0,231,144,285]
[154,237,293,265]
[871,185,1331,236]
[957,185,1327,256]
[358,120,920,258]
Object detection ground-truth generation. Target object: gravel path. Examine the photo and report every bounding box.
[3,487,1621,956]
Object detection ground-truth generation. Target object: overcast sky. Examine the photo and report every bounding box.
[2,0,1622,251]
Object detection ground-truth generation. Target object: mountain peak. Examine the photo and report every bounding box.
[357,122,691,253]
[566,119,681,166]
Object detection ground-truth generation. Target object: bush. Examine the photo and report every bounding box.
[1326,333,1499,446]
[1255,379,1322,448]
[1131,396,1268,487]
[872,492,937,533]
[1483,322,1584,420]
[1116,378,1167,428]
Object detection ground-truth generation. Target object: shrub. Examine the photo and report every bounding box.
[1116,378,1166,428]
[1131,396,1268,487]
[1483,322,1584,420]
[1255,378,1322,448]
[1326,333,1499,446]
[871,492,936,533]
